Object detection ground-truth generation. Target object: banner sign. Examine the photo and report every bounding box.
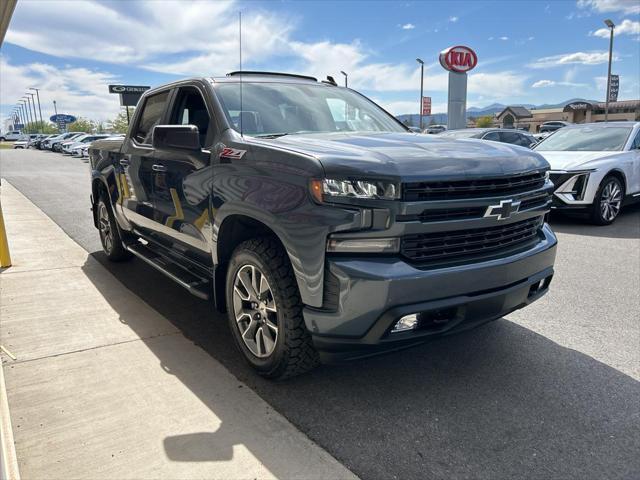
[109,85,151,107]
[608,75,619,103]
[422,97,432,116]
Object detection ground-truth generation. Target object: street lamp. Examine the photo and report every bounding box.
[416,58,425,131]
[340,71,348,88]
[22,96,35,132]
[29,87,44,133]
[18,101,28,132]
[604,19,615,122]
[26,92,38,133]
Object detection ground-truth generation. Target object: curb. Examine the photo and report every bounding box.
[0,358,19,480]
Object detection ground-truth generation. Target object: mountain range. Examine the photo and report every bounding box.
[396,98,600,126]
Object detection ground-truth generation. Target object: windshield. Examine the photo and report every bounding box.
[439,130,481,139]
[535,126,632,152]
[215,82,405,136]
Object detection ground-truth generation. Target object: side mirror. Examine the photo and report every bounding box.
[152,125,200,151]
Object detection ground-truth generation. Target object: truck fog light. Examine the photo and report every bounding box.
[391,314,419,333]
[326,238,400,253]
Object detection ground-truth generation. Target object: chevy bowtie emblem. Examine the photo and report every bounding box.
[484,199,521,220]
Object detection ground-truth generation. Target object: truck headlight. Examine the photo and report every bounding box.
[310,178,400,203]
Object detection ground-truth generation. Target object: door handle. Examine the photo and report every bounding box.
[119,159,130,166]
[152,164,167,172]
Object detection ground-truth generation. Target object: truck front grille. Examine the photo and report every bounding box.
[401,216,543,264]
[403,171,546,201]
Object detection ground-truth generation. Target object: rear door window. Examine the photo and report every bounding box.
[483,131,500,141]
[133,90,170,145]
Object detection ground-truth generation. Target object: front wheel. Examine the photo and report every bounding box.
[225,238,319,380]
[590,175,624,225]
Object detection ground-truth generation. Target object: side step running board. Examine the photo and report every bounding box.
[126,243,211,300]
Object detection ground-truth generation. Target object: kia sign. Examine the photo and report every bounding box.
[439,46,478,73]
[108,85,150,107]
[422,97,432,116]
[50,114,77,124]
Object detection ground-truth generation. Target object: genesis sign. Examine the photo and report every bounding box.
[439,46,478,73]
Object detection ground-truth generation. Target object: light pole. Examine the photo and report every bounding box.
[604,19,615,122]
[340,71,348,88]
[53,100,58,116]
[26,93,38,133]
[29,87,44,132]
[23,96,35,132]
[416,58,425,131]
[19,101,28,132]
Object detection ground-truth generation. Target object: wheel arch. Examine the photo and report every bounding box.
[604,168,628,194]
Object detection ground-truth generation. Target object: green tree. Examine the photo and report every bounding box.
[109,108,134,134]
[476,115,494,128]
[67,117,95,133]
[22,121,59,134]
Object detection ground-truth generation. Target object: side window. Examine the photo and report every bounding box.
[133,91,170,144]
[631,131,640,150]
[483,131,500,141]
[169,87,210,147]
[499,131,520,144]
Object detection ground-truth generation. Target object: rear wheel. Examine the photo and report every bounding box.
[590,175,624,225]
[226,237,319,380]
[97,196,132,261]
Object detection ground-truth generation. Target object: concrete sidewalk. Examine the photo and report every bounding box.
[0,180,356,480]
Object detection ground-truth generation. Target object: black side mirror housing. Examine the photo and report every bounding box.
[152,125,200,151]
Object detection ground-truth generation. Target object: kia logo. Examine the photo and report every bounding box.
[484,199,521,221]
[439,46,478,73]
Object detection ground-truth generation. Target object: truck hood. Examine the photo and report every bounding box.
[252,132,547,181]
[534,150,621,171]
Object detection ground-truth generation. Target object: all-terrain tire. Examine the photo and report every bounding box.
[225,237,320,380]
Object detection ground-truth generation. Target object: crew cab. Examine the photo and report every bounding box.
[89,72,557,379]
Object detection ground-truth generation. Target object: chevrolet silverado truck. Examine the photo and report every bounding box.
[89,72,557,379]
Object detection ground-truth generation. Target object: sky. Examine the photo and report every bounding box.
[1,0,639,128]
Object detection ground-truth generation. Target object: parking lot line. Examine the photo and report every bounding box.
[0,180,357,480]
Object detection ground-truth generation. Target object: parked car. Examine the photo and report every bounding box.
[12,134,39,149]
[407,126,422,133]
[534,121,640,224]
[539,121,570,134]
[31,134,56,150]
[425,124,447,134]
[50,132,85,152]
[89,72,556,379]
[62,134,111,154]
[439,128,537,148]
[43,132,81,150]
[0,130,23,142]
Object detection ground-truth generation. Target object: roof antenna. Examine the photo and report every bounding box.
[239,11,243,137]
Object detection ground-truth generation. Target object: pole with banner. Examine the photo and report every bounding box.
[422,96,432,117]
[608,74,619,103]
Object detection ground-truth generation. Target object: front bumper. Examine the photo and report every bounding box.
[304,224,557,363]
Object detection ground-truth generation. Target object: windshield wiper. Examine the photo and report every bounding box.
[253,132,290,139]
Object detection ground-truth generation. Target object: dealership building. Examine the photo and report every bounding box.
[482,100,640,131]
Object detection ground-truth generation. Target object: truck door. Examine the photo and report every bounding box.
[148,84,213,258]
[117,89,172,235]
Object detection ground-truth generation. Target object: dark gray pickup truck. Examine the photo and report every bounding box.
[89,71,557,379]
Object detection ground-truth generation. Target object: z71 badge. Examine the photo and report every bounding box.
[219,147,246,160]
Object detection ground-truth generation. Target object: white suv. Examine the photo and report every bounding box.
[0,130,23,142]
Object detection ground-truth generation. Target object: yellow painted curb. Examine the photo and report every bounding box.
[0,184,11,268]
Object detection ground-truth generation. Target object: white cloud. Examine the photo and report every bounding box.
[577,0,640,14]
[528,36,535,41]
[6,0,291,74]
[531,79,589,88]
[532,80,556,88]
[529,51,613,68]
[0,57,121,121]
[499,36,509,40]
[401,23,415,30]
[591,18,640,37]
[449,16,458,22]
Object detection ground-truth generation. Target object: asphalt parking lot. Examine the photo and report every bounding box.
[1,148,639,479]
